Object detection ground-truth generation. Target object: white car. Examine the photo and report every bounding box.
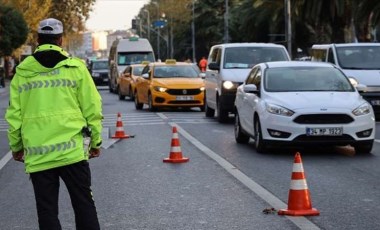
[234,61,375,154]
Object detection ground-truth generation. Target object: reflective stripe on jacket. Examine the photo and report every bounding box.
[5,44,103,173]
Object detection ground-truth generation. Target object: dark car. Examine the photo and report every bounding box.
[89,59,109,86]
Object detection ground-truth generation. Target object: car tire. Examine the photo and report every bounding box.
[217,99,229,123]
[205,101,215,117]
[108,81,113,93]
[353,141,373,154]
[129,86,134,101]
[234,112,250,144]
[148,93,157,111]
[134,91,143,110]
[254,118,267,153]
[118,86,125,100]
[199,105,205,112]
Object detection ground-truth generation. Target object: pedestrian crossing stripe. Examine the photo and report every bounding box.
[0,113,216,131]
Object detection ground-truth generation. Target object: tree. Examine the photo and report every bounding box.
[0,5,28,56]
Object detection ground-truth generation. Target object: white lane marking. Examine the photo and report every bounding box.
[0,151,12,171]
[171,122,321,230]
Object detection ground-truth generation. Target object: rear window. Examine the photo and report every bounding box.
[224,47,289,69]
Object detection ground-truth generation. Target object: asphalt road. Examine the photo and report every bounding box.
[1,85,380,229]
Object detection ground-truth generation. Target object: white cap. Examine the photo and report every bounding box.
[37,18,63,35]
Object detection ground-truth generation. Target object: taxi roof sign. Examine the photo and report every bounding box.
[165,59,176,64]
[129,36,139,41]
[141,61,150,65]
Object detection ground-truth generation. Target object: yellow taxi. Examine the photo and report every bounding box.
[134,59,205,111]
[117,63,147,100]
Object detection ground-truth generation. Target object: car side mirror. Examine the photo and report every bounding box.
[142,73,149,79]
[208,62,220,71]
[243,84,258,93]
[356,83,367,92]
[199,73,206,79]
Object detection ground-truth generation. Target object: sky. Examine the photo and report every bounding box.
[86,0,150,31]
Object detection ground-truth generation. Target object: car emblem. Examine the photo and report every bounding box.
[183,89,187,94]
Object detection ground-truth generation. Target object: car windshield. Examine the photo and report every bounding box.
[336,46,380,69]
[153,65,199,78]
[118,52,155,65]
[92,61,108,70]
[224,47,289,69]
[132,66,144,76]
[264,66,355,92]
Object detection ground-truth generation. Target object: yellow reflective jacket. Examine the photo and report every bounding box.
[5,44,103,173]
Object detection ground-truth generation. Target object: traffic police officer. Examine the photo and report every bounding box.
[5,18,103,230]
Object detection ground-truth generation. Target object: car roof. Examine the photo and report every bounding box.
[313,43,380,48]
[150,61,194,67]
[212,43,286,48]
[263,61,336,68]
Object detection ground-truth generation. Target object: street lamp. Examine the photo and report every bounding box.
[152,2,160,60]
[191,0,196,63]
[143,9,150,41]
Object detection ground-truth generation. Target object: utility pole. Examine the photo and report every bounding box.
[143,9,150,41]
[285,0,292,59]
[191,0,196,63]
[224,0,229,43]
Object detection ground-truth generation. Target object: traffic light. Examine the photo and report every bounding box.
[132,19,137,30]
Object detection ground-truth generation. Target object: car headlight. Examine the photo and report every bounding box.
[266,103,294,116]
[92,72,100,77]
[223,81,240,90]
[154,86,167,92]
[352,102,371,116]
[200,86,205,91]
[349,77,358,87]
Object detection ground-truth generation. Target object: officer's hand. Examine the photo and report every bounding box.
[12,150,24,162]
[89,148,101,159]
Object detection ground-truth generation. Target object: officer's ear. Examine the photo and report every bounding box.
[57,37,63,46]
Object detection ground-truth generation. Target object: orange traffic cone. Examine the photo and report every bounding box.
[278,152,320,216]
[163,126,189,163]
[111,112,130,139]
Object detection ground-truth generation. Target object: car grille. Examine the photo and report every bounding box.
[166,89,201,95]
[168,100,202,105]
[293,134,355,143]
[100,73,108,79]
[293,114,354,124]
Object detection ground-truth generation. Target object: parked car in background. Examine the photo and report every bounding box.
[134,59,205,111]
[234,61,375,154]
[117,63,146,100]
[89,59,109,86]
[311,43,380,119]
[204,43,290,123]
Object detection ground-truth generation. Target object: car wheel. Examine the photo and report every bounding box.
[129,86,134,101]
[217,99,229,123]
[234,112,250,144]
[254,118,267,153]
[118,86,125,100]
[108,81,113,93]
[205,101,215,117]
[148,93,157,111]
[134,91,143,110]
[353,141,373,154]
[199,105,205,112]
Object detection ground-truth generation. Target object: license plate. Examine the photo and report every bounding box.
[176,96,194,101]
[371,100,380,106]
[306,127,343,136]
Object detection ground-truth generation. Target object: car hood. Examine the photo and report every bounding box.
[220,69,251,83]
[153,78,204,88]
[342,69,380,86]
[266,92,365,110]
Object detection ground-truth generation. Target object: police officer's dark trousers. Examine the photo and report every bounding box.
[30,161,100,230]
